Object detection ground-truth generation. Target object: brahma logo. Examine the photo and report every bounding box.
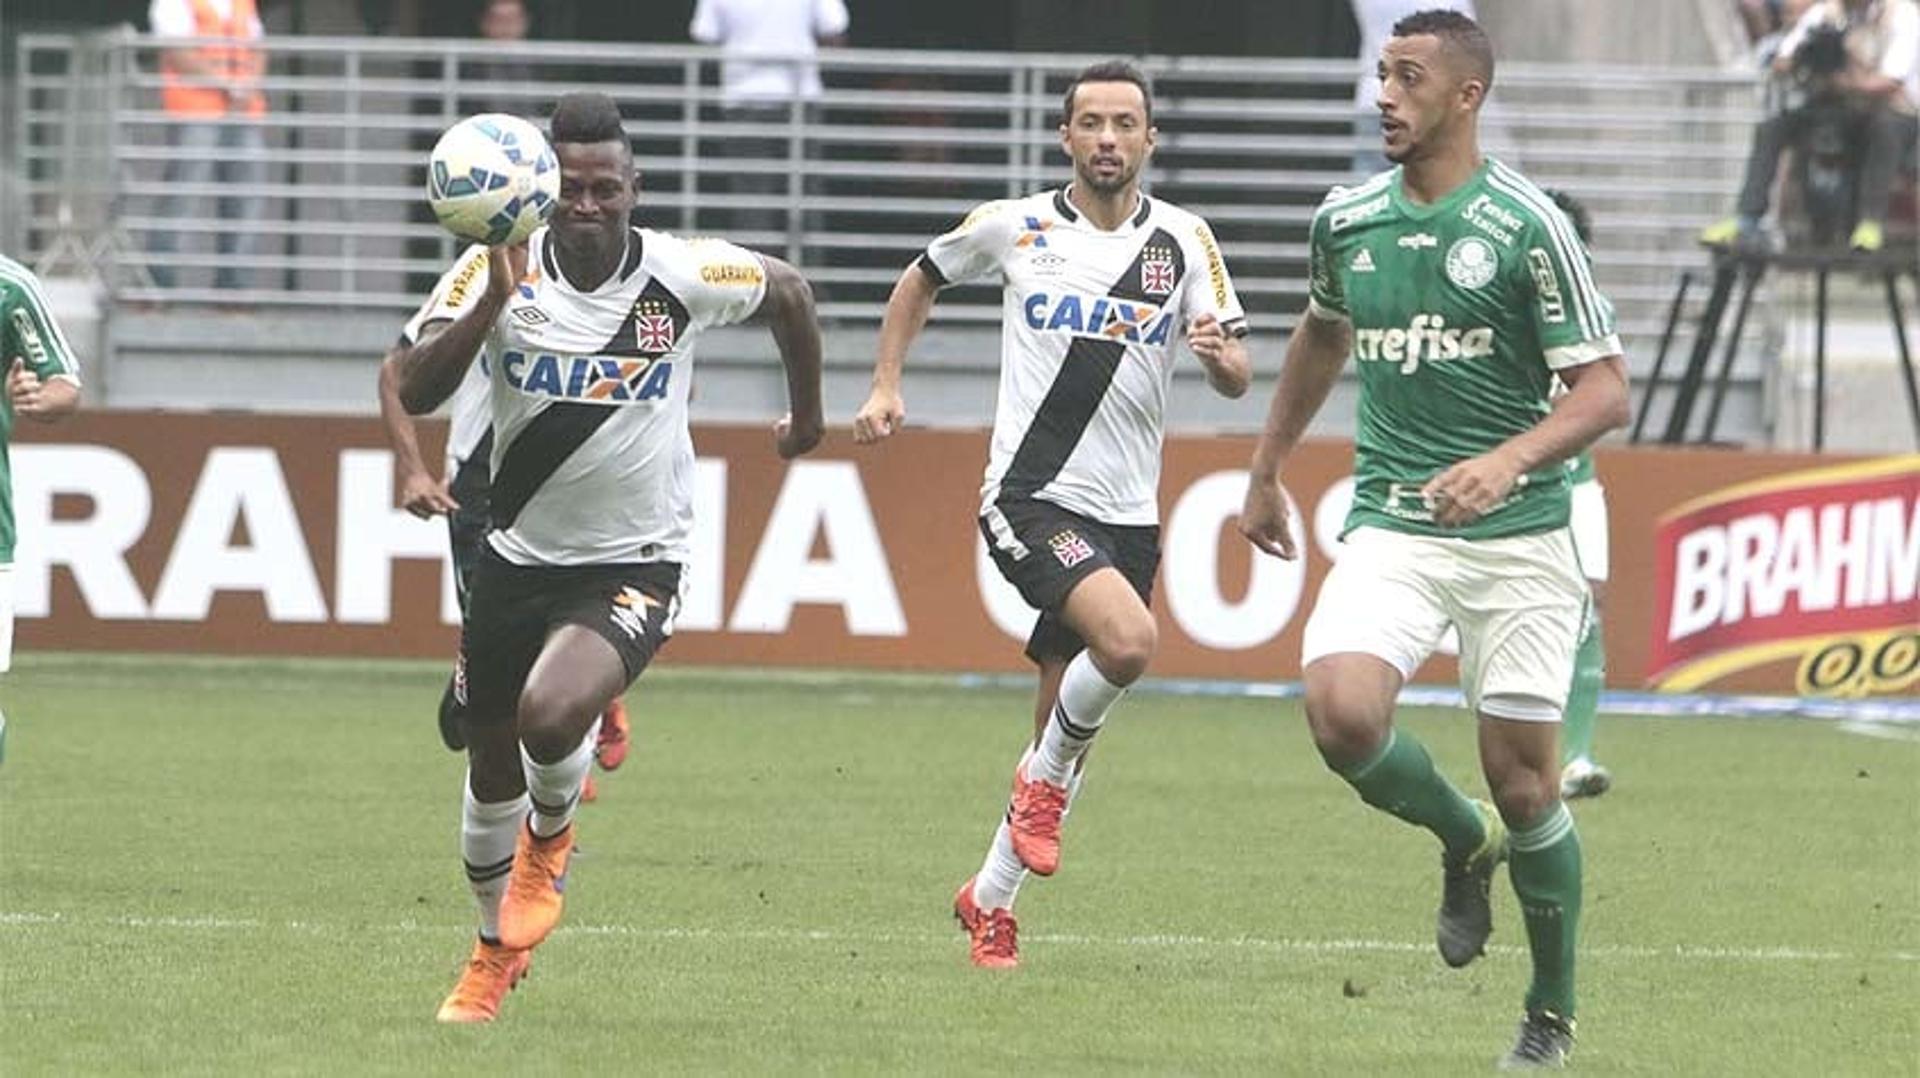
[1650,457,1919,695]
[1023,292,1173,344]
[501,350,674,403]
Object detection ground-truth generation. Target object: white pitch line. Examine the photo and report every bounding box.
[2,911,1913,964]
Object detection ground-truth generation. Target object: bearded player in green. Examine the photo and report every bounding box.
[1239,10,1628,1070]
[0,255,85,764]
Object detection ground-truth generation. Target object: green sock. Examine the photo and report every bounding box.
[1335,729,1487,857]
[1510,803,1583,1017]
[1561,613,1604,765]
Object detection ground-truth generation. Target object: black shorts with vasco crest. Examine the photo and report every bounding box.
[459,544,681,721]
[978,496,1160,664]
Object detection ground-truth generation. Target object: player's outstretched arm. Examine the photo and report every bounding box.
[1423,354,1629,529]
[755,254,825,459]
[376,343,459,518]
[853,263,939,445]
[1188,312,1251,399]
[394,244,523,415]
[7,359,79,422]
[1239,311,1352,559]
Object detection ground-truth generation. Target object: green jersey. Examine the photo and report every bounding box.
[1307,159,1619,540]
[0,256,82,564]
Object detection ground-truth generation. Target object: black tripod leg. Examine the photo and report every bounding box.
[1815,267,1829,451]
[1884,272,1920,450]
[1704,264,1767,443]
[1633,270,1693,444]
[1663,259,1739,444]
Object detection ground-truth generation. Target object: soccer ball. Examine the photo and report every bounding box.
[426,113,559,246]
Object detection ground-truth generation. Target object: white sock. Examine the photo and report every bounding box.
[461,775,527,942]
[974,758,1092,913]
[1030,652,1126,786]
[972,819,1027,911]
[522,734,593,839]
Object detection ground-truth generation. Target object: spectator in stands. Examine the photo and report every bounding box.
[689,0,850,238]
[1350,0,1476,174]
[1740,0,1819,61]
[147,0,268,292]
[1705,0,1920,252]
[464,0,535,118]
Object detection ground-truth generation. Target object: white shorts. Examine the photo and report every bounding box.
[0,564,14,674]
[1568,478,1609,583]
[1303,527,1588,720]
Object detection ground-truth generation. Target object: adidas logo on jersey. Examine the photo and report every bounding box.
[1352,313,1494,374]
[1023,292,1173,345]
[501,350,675,403]
[1350,249,1376,273]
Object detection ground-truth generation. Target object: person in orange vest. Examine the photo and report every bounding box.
[147,0,268,292]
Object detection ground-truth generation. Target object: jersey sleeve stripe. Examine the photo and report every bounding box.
[2,266,83,378]
[1309,174,1394,229]
[913,252,949,288]
[1489,165,1609,343]
[1545,334,1623,369]
[1306,297,1351,323]
[1486,168,1598,340]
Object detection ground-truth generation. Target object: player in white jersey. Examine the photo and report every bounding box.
[392,93,824,1023]
[854,61,1252,969]
[377,246,634,786]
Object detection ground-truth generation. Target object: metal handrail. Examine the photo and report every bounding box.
[12,30,1767,358]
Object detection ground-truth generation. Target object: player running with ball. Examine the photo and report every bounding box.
[394,92,824,1023]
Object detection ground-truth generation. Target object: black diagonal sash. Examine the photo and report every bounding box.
[1000,226,1186,500]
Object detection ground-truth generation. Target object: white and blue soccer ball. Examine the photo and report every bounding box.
[426,113,559,246]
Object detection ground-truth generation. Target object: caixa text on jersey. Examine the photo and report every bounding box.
[500,350,675,403]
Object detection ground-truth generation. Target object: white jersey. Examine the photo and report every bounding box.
[425,226,766,566]
[920,188,1248,526]
[403,244,493,470]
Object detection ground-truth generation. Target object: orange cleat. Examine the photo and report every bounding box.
[1007,761,1070,876]
[496,824,574,951]
[952,876,1018,969]
[435,937,531,1023]
[595,697,631,771]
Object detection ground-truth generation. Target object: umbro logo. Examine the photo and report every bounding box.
[1350,249,1376,273]
[1398,233,1438,250]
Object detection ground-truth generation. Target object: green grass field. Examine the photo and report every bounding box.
[1,654,1915,1075]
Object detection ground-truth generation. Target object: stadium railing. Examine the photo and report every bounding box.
[11,30,1797,431]
[14,32,1764,325]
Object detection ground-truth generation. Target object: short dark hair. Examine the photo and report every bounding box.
[1391,9,1495,93]
[1061,60,1154,125]
[1546,189,1593,244]
[548,91,627,147]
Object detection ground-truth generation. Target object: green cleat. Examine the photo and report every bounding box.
[1498,1009,1576,1069]
[1849,220,1885,253]
[1437,799,1507,968]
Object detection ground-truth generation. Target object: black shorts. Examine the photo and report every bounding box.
[446,452,492,618]
[978,497,1160,664]
[459,544,681,722]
